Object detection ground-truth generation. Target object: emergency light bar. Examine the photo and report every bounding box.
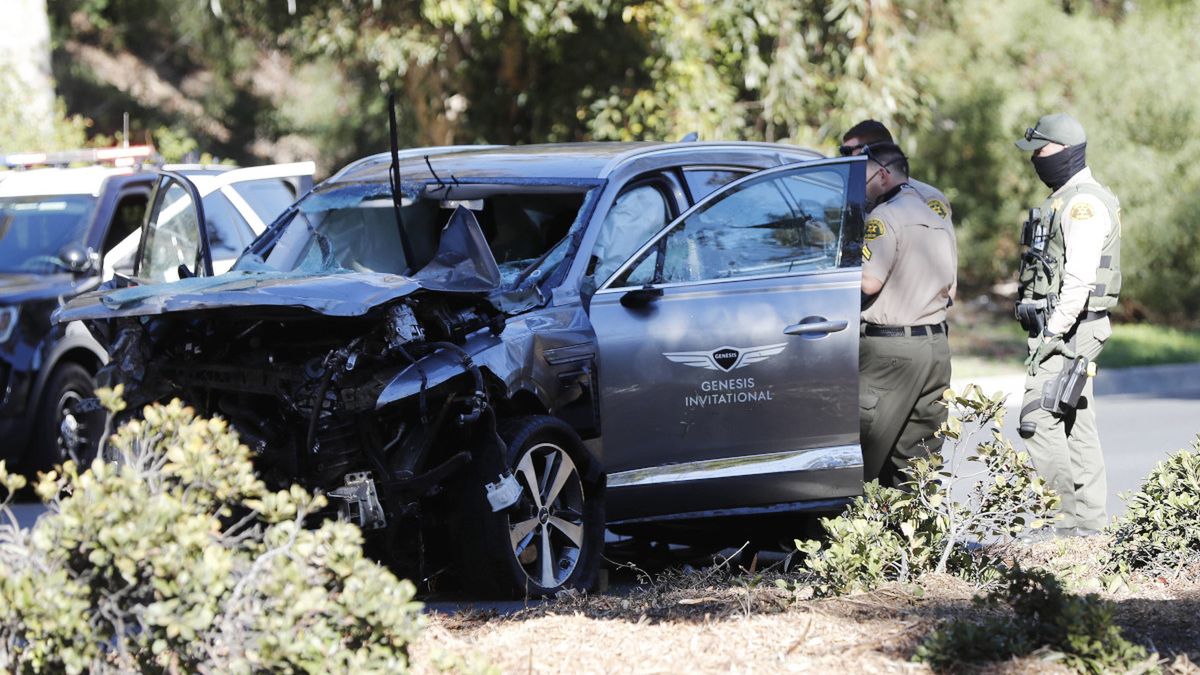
[1,145,155,169]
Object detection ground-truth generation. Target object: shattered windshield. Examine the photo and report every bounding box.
[0,195,95,273]
[240,182,593,287]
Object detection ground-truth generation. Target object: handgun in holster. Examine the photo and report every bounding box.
[1040,355,1090,415]
[1019,354,1092,437]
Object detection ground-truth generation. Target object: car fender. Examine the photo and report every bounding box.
[30,321,108,411]
[374,328,512,410]
[374,327,558,413]
[375,347,482,409]
[503,377,555,414]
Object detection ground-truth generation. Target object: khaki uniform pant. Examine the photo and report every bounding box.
[1019,317,1112,530]
[859,332,952,487]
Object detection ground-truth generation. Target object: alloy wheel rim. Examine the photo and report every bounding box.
[56,389,86,463]
[506,442,586,589]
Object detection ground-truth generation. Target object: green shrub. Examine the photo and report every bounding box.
[915,567,1155,674]
[1106,437,1200,576]
[0,392,423,674]
[797,386,1059,596]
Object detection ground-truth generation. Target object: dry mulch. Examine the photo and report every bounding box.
[409,536,1200,674]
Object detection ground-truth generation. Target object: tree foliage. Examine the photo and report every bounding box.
[913,0,1200,321]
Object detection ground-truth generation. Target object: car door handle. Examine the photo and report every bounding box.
[784,318,849,336]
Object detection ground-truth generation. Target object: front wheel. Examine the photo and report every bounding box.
[31,362,104,472]
[454,415,604,597]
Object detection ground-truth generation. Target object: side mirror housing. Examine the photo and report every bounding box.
[619,285,663,308]
[57,243,97,275]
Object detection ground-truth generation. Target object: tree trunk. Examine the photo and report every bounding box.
[0,0,55,148]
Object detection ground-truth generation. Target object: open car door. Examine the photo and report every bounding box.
[104,161,315,280]
[588,156,868,523]
[128,171,213,285]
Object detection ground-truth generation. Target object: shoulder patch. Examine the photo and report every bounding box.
[862,244,872,261]
[1069,201,1095,221]
[864,218,886,241]
[926,199,948,219]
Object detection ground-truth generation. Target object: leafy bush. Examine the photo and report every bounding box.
[915,567,1155,673]
[1106,437,1200,577]
[797,386,1058,596]
[0,392,422,674]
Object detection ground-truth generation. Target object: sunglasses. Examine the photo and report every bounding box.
[1024,126,1058,144]
[838,143,864,157]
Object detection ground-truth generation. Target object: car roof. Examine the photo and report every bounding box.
[0,166,139,198]
[327,141,824,186]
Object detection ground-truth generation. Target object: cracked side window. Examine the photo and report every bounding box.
[141,180,201,283]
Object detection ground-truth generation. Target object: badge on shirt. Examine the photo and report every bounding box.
[1070,202,1095,220]
[864,218,886,241]
[927,199,948,218]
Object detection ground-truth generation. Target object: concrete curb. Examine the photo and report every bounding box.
[951,362,1200,407]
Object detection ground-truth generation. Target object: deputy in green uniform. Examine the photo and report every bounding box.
[841,119,953,222]
[1014,113,1120,536]
[858,143,958,486]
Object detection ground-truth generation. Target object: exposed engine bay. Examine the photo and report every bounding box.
[104,293,499,487]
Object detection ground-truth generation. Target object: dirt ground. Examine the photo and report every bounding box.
[410,537,1200,674]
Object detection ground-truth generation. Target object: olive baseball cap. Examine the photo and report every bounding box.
[1014,113,1087,151]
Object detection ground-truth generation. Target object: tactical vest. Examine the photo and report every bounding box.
[1019,182,1122,312]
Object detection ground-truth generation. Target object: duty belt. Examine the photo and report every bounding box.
[1083,310,1108,322]
[862,322,947,337]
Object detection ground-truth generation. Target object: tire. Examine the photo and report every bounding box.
[30,362,104,472]
[453,415,605,598]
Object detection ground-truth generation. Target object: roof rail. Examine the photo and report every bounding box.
[1,145,157,170]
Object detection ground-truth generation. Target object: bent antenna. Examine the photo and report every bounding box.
[388,92,416,275]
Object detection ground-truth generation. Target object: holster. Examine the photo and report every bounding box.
[1039,355,1090,415]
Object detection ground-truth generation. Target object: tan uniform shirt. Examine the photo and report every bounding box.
[861,184,958,326]
[1045,167,1115,335]
[907,178,953,222]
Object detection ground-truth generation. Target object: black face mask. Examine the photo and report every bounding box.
[1031,142,1087,191]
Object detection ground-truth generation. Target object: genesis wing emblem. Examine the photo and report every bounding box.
[663,343,788,372]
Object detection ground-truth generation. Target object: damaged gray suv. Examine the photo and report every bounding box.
[56,142,868,596]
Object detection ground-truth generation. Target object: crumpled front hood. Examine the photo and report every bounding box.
[0,272,92,305]
[54,270,427,322]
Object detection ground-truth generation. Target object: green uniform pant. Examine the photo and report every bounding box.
[1019,317,1112,531]
[859,332,952,487]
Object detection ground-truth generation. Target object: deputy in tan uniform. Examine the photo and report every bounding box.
[858,143,958,487]
[841,119,952,222]
[1014,113,1120,536]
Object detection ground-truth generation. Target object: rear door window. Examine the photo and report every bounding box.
[229,178,297,226]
